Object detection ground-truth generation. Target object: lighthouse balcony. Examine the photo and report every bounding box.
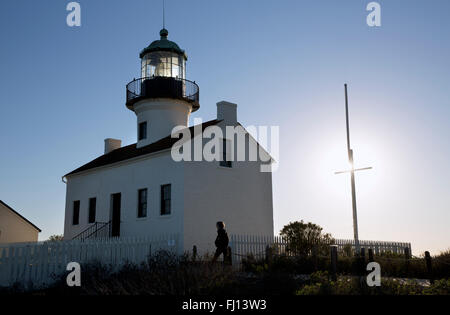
[126,76,200,111]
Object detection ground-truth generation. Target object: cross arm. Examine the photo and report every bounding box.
[334,167,373,175]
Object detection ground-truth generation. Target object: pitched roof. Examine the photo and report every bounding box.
[0,200,42,232]
[65,119,221,177]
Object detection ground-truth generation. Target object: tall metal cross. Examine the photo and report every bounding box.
[335,84,372,255]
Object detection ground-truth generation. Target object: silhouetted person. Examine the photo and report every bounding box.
[212,221,229,263]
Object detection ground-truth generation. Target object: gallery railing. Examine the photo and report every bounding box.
[126,76,200,110]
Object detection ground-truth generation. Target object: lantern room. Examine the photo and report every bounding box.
[126,29,199,111]
[140,29,186,79]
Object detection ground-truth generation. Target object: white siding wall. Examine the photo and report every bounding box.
[63,151,185,246]
[64,123,274,255]
[183,123,274,254]
[135,99,192,147]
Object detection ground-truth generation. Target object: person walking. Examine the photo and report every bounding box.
[212,221,229,264]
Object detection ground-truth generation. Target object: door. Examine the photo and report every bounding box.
[111,193,121,237]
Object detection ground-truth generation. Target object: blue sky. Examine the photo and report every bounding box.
[0,0,449,254]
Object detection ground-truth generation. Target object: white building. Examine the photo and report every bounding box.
[0,200,41,244]
[63,29,274,254]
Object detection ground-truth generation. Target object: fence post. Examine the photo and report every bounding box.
[368,248,374,262]
[355,247,366,280]
[403,247,410,276]
[404,247,411,259]
[312,245,318,271]
[360,247,366,260]
[425,251,434,284]
[330,246,337,281]
[265,245,273,267]
[226,246,232,266]
[192,245,197,262]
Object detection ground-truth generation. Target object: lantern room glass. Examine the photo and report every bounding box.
[141,51,186,79]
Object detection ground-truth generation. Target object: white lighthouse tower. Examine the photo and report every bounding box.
[126,28,200,147]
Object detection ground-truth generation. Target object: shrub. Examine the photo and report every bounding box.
[29,251,238,295]
[296,271,450,295]
[47,235,64,242]
[280,221,334,257]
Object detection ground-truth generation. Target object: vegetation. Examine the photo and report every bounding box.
[243,231,450,280]
[1,224,448,295]
[296,271,450,295]
[22,251,238,295]
[280,221,334,256]
[242,252,438,279]
[1,249,448,295]
[47,235,64,242]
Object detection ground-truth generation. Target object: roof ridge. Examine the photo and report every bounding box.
[0,200,41,232]
[65,119,221,177]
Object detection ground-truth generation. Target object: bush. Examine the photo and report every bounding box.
[28,251,238,295]
[3,249,448,296]
[240,249,450,280]
[47,235,64,242]
[280,221,334,257]
[296,271,450,295]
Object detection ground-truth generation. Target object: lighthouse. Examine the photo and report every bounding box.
[63,27,274,254]
[126,29,200,147]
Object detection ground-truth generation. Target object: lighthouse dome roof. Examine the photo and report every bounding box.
[139,29,187,60]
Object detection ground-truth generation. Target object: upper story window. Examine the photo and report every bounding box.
[138,188,148,218]
[88,198,96,224]
[160,184,171,216]
[139,121,147,140]
[220,139,232,168]
[72,200,80,225]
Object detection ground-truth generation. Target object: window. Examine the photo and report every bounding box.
[138,189,148,218]
[220,139,232,168]
[160,184,171,216]
[88,198,96,224]
[72,200,80,225]
[139,122,147,140]
[141,51,185,79]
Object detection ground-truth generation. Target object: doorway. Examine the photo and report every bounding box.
[111,193,121,237]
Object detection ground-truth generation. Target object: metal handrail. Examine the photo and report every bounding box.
[125,76,200,110]
[72,221,111,241]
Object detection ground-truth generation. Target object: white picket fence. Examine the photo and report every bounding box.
[230,235,287,265]
[333,239,412,255]
[0,234,180,288]
[229,235,412,265]
[0,233,412,287]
